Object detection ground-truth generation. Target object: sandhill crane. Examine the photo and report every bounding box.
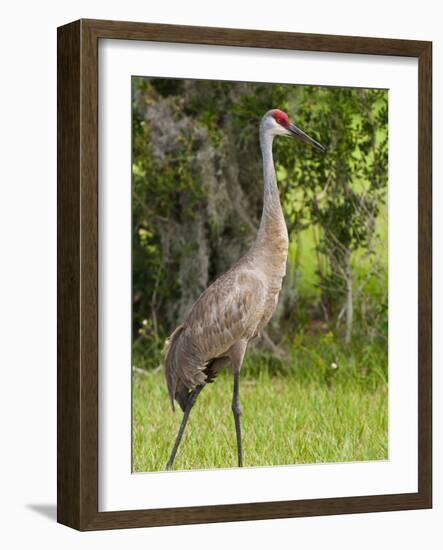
[164,109,325,470]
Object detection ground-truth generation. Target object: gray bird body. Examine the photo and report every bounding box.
[165,114,288,412]
[162,109,324,468]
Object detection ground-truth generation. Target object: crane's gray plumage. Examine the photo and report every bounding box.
[163,109,324,469]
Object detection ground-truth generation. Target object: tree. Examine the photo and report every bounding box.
[132,77,388,358]
[283,86,388,342]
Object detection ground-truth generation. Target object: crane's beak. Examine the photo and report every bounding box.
[288,122,326,153]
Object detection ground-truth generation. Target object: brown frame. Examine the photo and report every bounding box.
[57,18,432,531]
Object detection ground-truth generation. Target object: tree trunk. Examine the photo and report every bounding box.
[344,250,353,344]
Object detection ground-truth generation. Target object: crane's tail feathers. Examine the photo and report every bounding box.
[163,325,185,412]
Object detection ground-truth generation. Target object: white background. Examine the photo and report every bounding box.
[100,41,418,511]
[0,0,441,548]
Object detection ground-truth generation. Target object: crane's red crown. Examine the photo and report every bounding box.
[271,109,290,128]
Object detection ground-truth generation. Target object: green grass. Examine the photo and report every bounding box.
[132,355,388,472]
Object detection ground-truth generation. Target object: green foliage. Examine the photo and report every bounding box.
[132,86,207,334]
[279,87,388,339]
[132,77,388,354]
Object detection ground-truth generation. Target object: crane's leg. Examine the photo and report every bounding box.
[232,370,243,467]
[166,386,202,470]
[229,341,247,468]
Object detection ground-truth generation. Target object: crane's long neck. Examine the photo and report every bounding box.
[253,129,288,255]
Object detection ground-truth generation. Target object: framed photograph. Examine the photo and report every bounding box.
[57,19,432,530]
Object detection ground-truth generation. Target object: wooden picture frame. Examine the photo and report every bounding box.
[57,18,432,530]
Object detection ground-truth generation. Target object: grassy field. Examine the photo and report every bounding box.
[132,348,388,472]
[132,207,389,473]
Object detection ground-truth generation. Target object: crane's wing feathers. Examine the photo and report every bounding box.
[164,269,265,410]
[186,270,264,357]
